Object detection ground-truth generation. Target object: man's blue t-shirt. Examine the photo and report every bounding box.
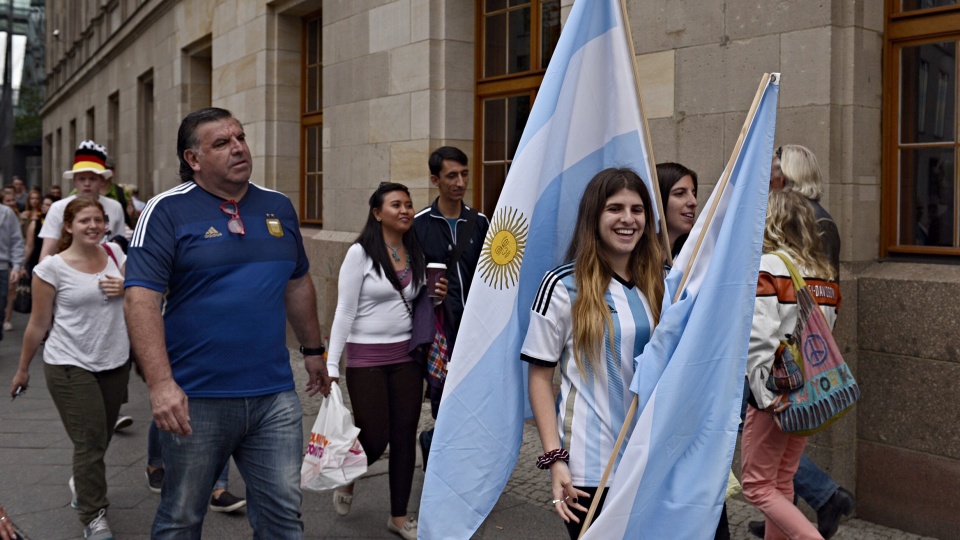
[125,182,309,398]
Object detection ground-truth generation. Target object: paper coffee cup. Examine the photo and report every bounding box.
[426,263,447,297]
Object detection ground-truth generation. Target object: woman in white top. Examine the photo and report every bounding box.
[522,168,665,539]
[326,182,446,540]
[9,198,129,540]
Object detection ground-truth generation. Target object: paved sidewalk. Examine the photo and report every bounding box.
[0,310,938,539]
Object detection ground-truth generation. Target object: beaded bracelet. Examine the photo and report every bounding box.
[536,448,570,470]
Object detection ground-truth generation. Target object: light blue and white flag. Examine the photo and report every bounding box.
[419,0,659,537]
[582,74,780,539]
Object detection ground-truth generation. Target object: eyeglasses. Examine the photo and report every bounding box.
[220,200,245,236]
[775,146,782,159]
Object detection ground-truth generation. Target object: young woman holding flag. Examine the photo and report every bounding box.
[522,167,665,539]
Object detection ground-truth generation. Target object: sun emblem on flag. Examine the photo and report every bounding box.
[478,206,528,290]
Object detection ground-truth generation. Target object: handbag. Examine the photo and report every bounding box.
[300,384,368,491]
[765,337,804,393]
[772,252,860,436]
[13,272,31,313]
[426,305,449,384]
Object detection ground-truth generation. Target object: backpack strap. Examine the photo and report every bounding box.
[103,243,120,269]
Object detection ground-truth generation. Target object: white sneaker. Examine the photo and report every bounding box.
[83,508,113,540]
[3,322,12,331]
[114,415,133,431]
[69,476,78,509]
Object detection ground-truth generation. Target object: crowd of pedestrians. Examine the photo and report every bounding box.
[1,105,856,540]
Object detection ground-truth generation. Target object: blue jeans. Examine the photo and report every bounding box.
[151,390,304,539]
[0,268,8,340]
[793,454,838,511]
[148,421,231,490]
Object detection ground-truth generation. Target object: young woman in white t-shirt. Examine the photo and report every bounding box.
[9,198,129,540]
[522,168,665,539]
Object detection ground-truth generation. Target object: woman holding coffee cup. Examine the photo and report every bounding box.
[325,182,446,540]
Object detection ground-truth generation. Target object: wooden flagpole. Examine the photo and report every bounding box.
[613,0,673,267]
[577,72,774,538]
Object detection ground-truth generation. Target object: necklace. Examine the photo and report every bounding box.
[385,241,403,263]
[397,251,411,282]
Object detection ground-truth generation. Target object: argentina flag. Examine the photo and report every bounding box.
[418,0,661,537]
[582,74,780,539]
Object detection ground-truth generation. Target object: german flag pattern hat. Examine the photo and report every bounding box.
[63,140,113,181]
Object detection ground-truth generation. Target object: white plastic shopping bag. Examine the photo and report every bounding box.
[300,384,368,491]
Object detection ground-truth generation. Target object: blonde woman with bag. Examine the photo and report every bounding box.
[742,190,841,540]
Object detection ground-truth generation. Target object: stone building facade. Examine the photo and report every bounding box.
[39,1,959,537]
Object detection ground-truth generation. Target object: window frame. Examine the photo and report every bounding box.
[473,0,559,212]
[882,2,960,255]
[299,10,323,226]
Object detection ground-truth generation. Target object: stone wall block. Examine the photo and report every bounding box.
[369,94,412,143]
[780,27,833,108]
[850,28,883,108]
[444,40,476,92]
[675,36,780,116]
[627,0,724,53]
[324,0,395,26]
[635,50,675,119]
[724,0,832,41]
[857,350,960,459]
[771,105,831,160]
[324,13,370,65]
[410,90,432,140]
[370,0,412,54]
[858,265,960,361]
[443,0,474,42]
[857,441,960,540]
[676,112,726,184]
[324,100,371,148]
[390,140,432,185]
[390,41,431,94]
[648,117,678,165]
[443,90,475,141]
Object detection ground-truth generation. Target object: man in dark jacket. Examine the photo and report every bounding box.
[413,146,489,468]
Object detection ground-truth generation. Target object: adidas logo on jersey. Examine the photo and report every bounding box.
[204,227,223,238]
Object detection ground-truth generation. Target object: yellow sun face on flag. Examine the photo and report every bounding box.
[478,207,528,290]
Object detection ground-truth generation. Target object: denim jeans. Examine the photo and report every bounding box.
[793,453,838,511]
[148,420,232,491]
[151,390,304,539]
[0,268,8,340]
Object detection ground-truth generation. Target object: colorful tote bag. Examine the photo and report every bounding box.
[772,252,861,437]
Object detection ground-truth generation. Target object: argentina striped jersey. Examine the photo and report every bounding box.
[521,262,654,486]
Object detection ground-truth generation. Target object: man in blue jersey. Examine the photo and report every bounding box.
[124,108,328,539]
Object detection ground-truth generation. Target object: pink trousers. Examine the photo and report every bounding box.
[741,406,823,540]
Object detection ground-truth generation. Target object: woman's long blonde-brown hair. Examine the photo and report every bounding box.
[564,167,665,373]
[763,190,835,280]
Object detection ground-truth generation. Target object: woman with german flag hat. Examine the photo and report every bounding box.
[37,141,127,261]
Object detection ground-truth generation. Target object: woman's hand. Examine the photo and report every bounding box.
[99,275,125,298]
[548,461,590,523]
[9,371,28,400]
[766,394,790,429]
[0,504,18,539]
[433,277,448,303]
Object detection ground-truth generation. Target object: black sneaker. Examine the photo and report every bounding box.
[145,467,164,494]
[209,491,246,513]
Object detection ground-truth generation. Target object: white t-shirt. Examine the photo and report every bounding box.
[33,243,129,372]
[39,195,128,242]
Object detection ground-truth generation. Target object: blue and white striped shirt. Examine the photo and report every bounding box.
[521,262,653,486]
